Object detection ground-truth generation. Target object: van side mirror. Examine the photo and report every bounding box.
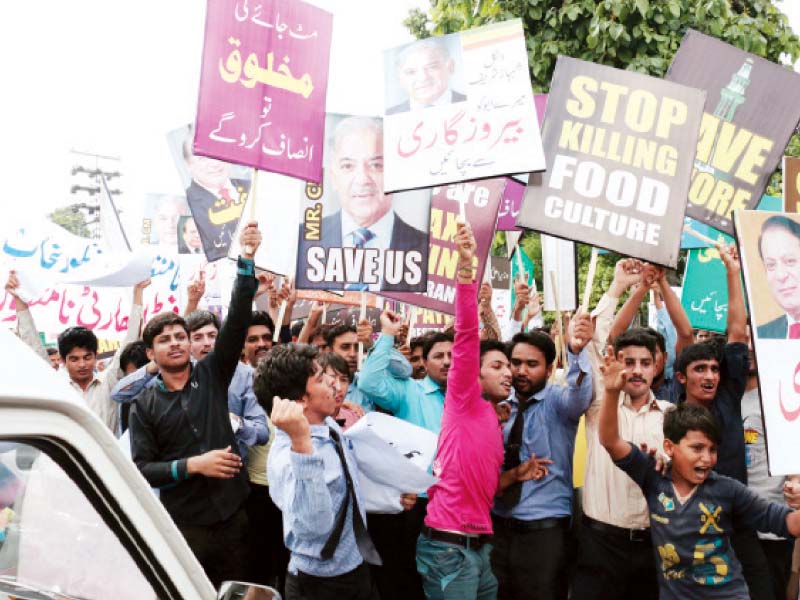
[217,581,281,600]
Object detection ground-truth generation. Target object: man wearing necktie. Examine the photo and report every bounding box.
[490,318,594,600]
[296,117,429,292]
[259,343,415,599]
[755,216,800,340]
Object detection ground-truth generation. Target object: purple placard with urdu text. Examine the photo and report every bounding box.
[194,0,332,183]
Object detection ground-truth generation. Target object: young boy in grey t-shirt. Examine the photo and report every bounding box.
[598,346,800,599]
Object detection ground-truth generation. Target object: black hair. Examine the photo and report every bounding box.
[324,323,357,348]
[317,351,350,378]
[664,402,721,446]
[479,339,509,365]
[119,341,149,373]
[422,332,454,360]
[409,336,425,353]
[675,343,719,375]
[185,310,219,334]
[643,327,666,354]
[254,343,318,412]
[250,310,275,334]
[758,215,800,259]
[613,328,657,359]
[46,347,59,356]
[57,327,98,359]
[509,331,556,367]
[290,320,304,339]
[142,313,189,349]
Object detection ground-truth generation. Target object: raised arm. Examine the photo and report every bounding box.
[5,270,48,363]
[183,272,205,316]
[552,312,594,422]
[445,221,481,414]
[608,264,653,343]
[598,345,632,461]
[211,222,260,386]
[297,300,324,344]
[268,398,335,538]
[357,310,414,413]
[655,269,693,359]
[719,242,747,344]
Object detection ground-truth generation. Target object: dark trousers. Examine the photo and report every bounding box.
[571,519,658,600]
[759,538,793,600]
[367,497,427,600]
[490,517,569,600]
[245,481,289,592]
[732,528,774,600]
[177,506,248,589]
[285,562,379,600]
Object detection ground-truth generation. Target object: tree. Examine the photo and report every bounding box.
[410,0,797,310]
[49,205,91,238]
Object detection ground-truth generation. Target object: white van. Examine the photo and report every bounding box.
[0,328,279,600]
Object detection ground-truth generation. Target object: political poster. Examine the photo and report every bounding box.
[295,114,432,292]
[516,56,705,268]
[496,177,526,231]
[735,209,800,475]
[490,256,512,324]
[383,19,545,192]
[194,0,332,182]
[382,178,506,315]
[167,124,252,262]
[784,156,800,213]
[541,234,577,312]
[510,245,535,309]
[139,193,191,251]
[666,30,800,234]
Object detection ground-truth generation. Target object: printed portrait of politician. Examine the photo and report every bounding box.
[755,215,800,339]
[177,216,204,255]
[181,125,251,261]
[296,116,430,292]
[386,37,467,115]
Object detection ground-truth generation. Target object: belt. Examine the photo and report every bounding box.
[421,526,492,550]
[583,515,651,543]
[492,515,570,532]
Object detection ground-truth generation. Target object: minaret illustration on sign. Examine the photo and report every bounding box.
[694,58,754,179]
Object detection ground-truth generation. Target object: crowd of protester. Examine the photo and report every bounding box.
[6,220,800,600]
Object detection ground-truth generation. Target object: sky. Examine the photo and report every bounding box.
[1,0,799,233]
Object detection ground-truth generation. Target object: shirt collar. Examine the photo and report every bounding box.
[310,416,343,439]
[420,375,444,395]
[341,208,394,244]
[507,386,545,407]
[619,390,664,413]
[410,89,454,110]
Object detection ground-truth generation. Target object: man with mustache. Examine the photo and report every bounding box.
[573,327,672,600]
[490,312,594,599]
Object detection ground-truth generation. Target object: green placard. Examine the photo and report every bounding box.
[511,247,536,308]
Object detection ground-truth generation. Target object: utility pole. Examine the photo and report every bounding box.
[69,149,123,240]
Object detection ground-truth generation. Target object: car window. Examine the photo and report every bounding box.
[0,441,156,600]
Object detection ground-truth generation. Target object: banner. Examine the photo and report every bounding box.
[510,245,535,309]
[295,114,432,292]
[735,210,800,475]
[496,177,526,231]
[381,179,505,315]
[194,0,332,182]
[666,30,800,234]
[383,20,545,192]
[784,156,800,213]
[541,234,577,312]
[681,247,730,333]
[167,124,252,262]
[490,256,512,324]
[516,56,705,268]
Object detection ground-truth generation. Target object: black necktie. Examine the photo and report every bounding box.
[321,427,382,565]
[497,398,530,509]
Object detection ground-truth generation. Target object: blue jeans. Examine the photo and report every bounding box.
[416,535,498,600]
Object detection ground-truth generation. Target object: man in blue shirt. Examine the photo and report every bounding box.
[259,343,396,600]
[490,320,594,600]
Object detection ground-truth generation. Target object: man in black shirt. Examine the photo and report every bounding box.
[130,221,261,587]
[675,242,772,600]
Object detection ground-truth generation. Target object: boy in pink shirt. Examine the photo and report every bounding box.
[416,222,546,599]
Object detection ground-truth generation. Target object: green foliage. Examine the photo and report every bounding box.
[49,206,91,238]
[410,0,799,310]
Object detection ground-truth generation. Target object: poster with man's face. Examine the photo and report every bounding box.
[296,113,432,292]
[735,209,800,475]
[140,194,191,249]
[166,124,252,261]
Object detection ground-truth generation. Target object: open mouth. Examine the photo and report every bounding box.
[700,382,715,393]
[693,466,710,480]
